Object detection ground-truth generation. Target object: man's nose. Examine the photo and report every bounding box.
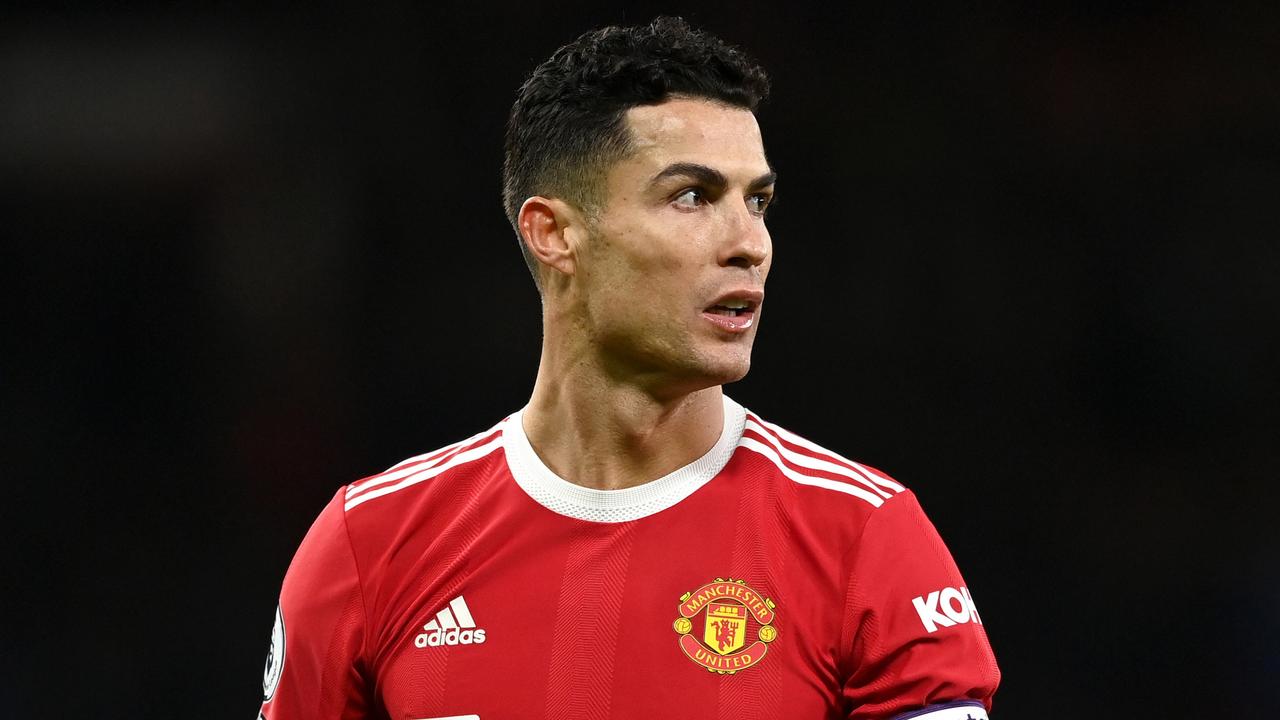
[719,202,770,269]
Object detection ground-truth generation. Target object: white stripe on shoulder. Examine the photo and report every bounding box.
[344,435,503,512]
[385,426,494,472]
[848,459,905,494]
[739,437,885,507]
[752,416,906,494]
[346,423,501,501]
[744,418,893,499]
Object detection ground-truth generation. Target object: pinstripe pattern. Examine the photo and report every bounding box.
[394,453,494,716]
[716,457,784,720]
[542,524,637,720]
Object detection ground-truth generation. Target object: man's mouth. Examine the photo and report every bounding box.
[706,299,753,317]
[702,294,761,332]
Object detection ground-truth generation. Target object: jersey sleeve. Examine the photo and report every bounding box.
[260,488,371,719]
[840,489,1000,720]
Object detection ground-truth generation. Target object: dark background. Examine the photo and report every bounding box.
[3,2,1277,717]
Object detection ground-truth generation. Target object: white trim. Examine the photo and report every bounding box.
[384,426,493,473]
[752,415,906,493]
[743,418,893,499]
[739,437,885,507]
[849,458,906,494]
[344,437,504,511]
[502,394,745,523]
[346,424,502,500]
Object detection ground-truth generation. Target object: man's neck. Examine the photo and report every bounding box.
[522,349,726,491]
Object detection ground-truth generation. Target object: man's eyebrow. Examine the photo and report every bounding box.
[650,162,728,190]
[748,171,778,192]
[649,163,778,192]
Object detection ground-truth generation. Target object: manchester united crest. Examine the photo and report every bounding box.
[672,578,777,674]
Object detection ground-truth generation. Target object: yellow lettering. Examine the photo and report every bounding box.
[695,648,731,668]
[686,590,714,614]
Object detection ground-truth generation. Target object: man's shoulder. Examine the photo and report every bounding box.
[341,417,510,519]
[734,405,910,513]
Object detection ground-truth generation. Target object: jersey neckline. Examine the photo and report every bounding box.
[501,394,746,523]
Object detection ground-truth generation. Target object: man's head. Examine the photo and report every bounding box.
[505,18,775,395]
[503,17,770,287]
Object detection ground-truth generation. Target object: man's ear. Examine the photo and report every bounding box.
[518,196,583,281]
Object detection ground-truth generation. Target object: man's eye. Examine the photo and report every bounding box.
[747,194,772,215]
[674,189,703,208]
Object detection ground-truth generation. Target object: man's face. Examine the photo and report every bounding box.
[572,97,774,395]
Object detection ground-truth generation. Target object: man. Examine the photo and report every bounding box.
[259,17,999,720]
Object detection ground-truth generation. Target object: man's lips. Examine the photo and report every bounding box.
[702,290,763,333]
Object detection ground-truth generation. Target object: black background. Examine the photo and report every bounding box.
[3,2,1277,717]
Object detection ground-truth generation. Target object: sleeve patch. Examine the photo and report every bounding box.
[891,701,989,720]
[262,604,285,701]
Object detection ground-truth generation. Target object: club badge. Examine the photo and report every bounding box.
[672,578,777,674]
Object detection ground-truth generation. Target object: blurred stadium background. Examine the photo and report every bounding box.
[2,2,1277,716]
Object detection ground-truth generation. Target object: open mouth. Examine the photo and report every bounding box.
[702,296,760,332]
[706,300,753,317]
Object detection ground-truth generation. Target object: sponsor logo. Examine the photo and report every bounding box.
[912,586,983,634]
[415,596,487,648]
[672,578,777,674]
[262,604,285,701]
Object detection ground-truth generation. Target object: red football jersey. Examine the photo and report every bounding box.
[259,395,999,719]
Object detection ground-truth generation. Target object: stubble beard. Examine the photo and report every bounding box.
[599,320,755,399]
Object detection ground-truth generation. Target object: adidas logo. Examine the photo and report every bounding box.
[414,596,487,648]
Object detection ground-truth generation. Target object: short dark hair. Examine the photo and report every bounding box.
[502,16,771,288]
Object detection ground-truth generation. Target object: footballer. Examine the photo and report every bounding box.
[258,17,1000,720]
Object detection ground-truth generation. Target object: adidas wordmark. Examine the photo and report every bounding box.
[415,596,487,648]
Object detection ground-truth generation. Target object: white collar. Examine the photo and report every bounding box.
[502,394,746,523]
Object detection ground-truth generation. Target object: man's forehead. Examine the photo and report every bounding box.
[623,98,768,174]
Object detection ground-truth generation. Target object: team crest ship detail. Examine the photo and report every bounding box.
[672,578,777,674]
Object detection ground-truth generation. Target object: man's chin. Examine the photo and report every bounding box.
[718,357,752,383]
[693,352,753,387]
[615,340,754,395]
